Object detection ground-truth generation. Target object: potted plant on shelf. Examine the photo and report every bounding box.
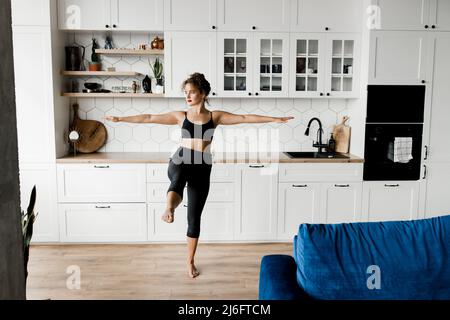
[89,38,102,71]
[149,57,164,94]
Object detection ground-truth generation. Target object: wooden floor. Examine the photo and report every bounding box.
[26,242,292,300]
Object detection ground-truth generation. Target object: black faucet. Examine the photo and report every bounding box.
[305,117,328,153]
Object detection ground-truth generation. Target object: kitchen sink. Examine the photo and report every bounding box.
[284,151,350,159]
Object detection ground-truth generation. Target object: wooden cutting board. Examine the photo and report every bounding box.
[333,116,351,153]
[70,103,107,153]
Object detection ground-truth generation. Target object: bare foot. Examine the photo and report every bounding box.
[161,208,174,223]
[187,263,200,278]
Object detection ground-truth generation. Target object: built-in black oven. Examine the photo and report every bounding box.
[363,85,425,181]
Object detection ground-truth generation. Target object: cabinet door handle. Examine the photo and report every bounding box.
[384,184,399,187]
[292,184,307,187]
[95,205,111,209]
[113,24,117,28]
[252,26,256,30]
[423,164,427,179]
[183,204,188,207]
[255,92,259,96]
[248,92,252,96]
[249,164,264,168]
[432,25,436,29]
[425,24,429,28]
[424,145,428,160]
[334,184,350,187]
[326,92,330,96]
[94,165,110,168]
[105,24,110,28]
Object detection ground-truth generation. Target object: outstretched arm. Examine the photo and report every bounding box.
[215,111,294,126]
[103,111,183,125]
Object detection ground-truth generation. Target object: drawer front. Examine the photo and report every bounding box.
[148,202,234,241]
[147,182,234,202]
[59,203,147,242]
[147,163,236,183]
[57,164,146,202]
[279,163,363,182]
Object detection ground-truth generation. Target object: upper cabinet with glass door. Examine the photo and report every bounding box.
[218,33,254,97]
[326,35,360,98]
[254,33,290,97]
[290,34,326,98]
[290,33,360,98]
[217,33,289,97]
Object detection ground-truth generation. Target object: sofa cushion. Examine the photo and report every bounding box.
[294,215,450,300]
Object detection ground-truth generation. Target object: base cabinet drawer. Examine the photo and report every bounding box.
[147,202,234,241]
[59,203,147,242]
[279,163,363,182]
[362,181,420,222]
[57,164,146,202]
[146,163,236,183]
[147,182,234,202]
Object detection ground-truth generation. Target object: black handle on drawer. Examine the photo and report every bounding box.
[183,204,188,207]
[292,184,307,188]
[384,184,399,187]
[95,205,111,209]
[334,184,350,187]
[249,164,265,168]
[423,164,427,179]
[424,145,428,160]
[94,165,110,168]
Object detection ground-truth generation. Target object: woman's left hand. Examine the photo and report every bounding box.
[273,116,294,123]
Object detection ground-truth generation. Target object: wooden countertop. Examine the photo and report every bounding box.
[57,152,364,164]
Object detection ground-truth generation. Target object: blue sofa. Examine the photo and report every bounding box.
[259,215,450,300]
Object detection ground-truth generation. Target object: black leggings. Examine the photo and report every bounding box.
[167,147,212,238]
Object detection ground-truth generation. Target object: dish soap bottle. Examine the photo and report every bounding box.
[328,133,336,153]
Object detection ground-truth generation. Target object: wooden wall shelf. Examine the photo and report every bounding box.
[61,71,143,76]
[62,93,164,98]
[95,49,164,55]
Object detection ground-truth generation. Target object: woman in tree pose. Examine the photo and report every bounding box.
[104,73,293,278]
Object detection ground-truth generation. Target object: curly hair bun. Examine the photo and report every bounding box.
[182,72,211,97]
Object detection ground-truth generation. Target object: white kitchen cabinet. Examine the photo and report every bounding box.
[148,203,188,241]
[425,33,450,162]
[362,181,420,222]
[59,203,147,242]
[111,0,163,31]
[277,182,321,241]
[423,164,450,218]
[57,163,146,202]
[148,195,234,241]
[58,0,163,31]
[372,0,431,31]
[19,164,59,242]
[291,0,362,32]
[279,163,363,182]
[11,0,51,26]
[236,163,278,240]
[217,0,290,32]
[320,182,362,223]
[164,0,217,31]
[164,31,217,98]
[372,0,450,31]
[290,33,360,98]
[58,0,111,30]
[429,0,450,31]
[422,33,450,219]
[217,32,290,97]
[369,31,429,85]
[13,26,55,164]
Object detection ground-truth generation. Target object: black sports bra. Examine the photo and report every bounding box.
[181,111,215,141]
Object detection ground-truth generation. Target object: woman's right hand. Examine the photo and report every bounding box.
[103,115,120,122]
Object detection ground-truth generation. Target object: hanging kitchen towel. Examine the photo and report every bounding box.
[387,137,413,163]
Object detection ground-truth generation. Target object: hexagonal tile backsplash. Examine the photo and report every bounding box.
[67,32,349,153]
